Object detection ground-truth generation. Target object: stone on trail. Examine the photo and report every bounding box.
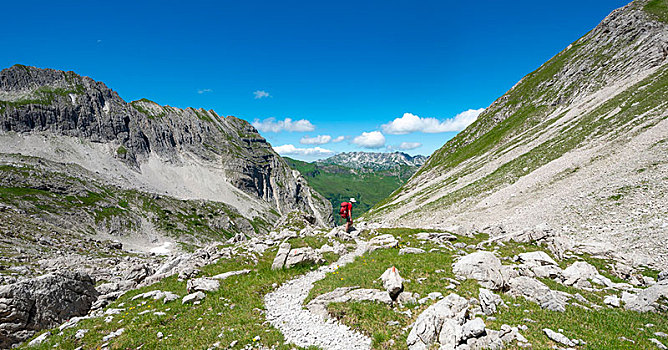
[271,242,291,270]
[452,251,508,290]
[187,277,220,293]
[182,291,206,304]
[380,266,404,302]
[284,247,324,268]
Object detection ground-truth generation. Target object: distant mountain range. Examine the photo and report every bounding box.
[317,151,427,170]
[285,152,426,221]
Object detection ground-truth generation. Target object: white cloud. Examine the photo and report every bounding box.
[198,88,212,94]
[381,108,485,134]
[253,90,271,99]
[273,144,334,157]
[397,142,422,150]
[332,136,345,143]
[352,131,386,149]
[252,117,315,132]
[300,135,332,145]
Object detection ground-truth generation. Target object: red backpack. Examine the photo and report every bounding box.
[339,202,350,218]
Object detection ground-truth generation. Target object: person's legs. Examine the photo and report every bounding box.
[345,217,353,232]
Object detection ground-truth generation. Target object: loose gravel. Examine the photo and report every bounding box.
[264,240,372,350]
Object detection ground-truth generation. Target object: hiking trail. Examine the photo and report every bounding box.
[264,240,372,350]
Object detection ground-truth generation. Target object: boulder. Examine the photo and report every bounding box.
[186,278,220,293]
[406,293,469,349]
[0,271,98,348]
[517,251,557,266]
[271,242,291,270]
[604,295,621,307]
[399,247,426,255]
[624,280,668,312]
[507,276,570,312]
[452,252,507,290]
[415,232,457,242]
[543,328,576,347]
[380,266,404,302]
[284,247,324,268]
[124,264,152,284]
[478,288,506,315]
[182,291,206,304]
[461,317,486,339]
[368,234,398,252]
[658,271,668,282]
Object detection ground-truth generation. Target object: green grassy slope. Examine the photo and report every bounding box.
[368,1,668,220]
[284,157,414,223]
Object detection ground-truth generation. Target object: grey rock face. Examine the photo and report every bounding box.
[0,271,98,348]
[0,65,333,227]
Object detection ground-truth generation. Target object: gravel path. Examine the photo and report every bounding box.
[264,240,372,350]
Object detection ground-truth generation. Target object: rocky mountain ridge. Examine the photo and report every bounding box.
[318,151,427,170]
[367,0,668,269]
[0,64,332,226]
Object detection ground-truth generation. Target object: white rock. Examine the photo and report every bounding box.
[187,278,220,293]
[461,317,486,339]
[271,243,291,270]
[211,269,251,280]
[399,247,426,255]
[27,332,50,347]
[367,234,398,252]
[453,251,507,290]
[604,295,621,307]
[182,291,206,304]
[543,328,575,347]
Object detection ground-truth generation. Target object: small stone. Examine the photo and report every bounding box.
[157,332,163,339]
[543,328,575,347]
[650,338,668,350]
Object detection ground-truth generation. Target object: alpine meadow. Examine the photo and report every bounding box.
[0,0,666,350]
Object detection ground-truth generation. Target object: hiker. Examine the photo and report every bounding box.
[339,198,356,233]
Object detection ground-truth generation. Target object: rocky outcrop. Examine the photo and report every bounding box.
[0,271,98,348]
[0,65,333,227]
[452,251,509,290]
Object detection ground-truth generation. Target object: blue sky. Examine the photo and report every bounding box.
[1,0,628,161]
